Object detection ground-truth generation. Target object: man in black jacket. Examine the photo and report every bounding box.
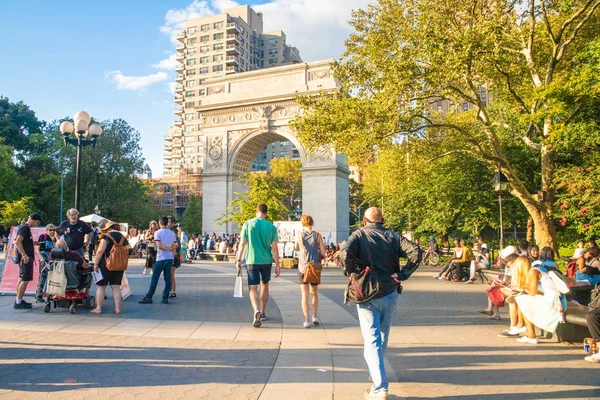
[340,207,422,400]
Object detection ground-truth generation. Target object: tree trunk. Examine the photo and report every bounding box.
[526,217,534,243]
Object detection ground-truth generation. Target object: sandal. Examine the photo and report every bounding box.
[487,314,501,320]
[479,310,493,316]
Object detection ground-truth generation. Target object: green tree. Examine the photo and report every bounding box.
[180,195,203,236]
[0,197,33,227]
[0,96,44,153]
[292,0,600,249]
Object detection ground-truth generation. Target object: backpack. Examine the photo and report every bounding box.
[566,260,577,277]
[104,233,129,271]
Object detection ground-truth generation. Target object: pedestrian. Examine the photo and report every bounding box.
[294,214,327,328]
[138,217,178,305]
[35,224,58,302]
[87,221,100,261]
[57,209,92,258]
[144,221,158,275]
[13,213,43,309]
[234,203,280,328]
[170,225,182,298]
[340,207,422,400]
[91,221,129,314]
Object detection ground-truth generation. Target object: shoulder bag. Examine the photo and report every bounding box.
[344,230,381,304]
[302,232,323,285]
[104,233,129,271]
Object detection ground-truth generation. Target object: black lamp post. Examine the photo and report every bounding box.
[494,170,509,249]
[59,111,102,211]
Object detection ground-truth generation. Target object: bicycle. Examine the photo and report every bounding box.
[423,250,440,266]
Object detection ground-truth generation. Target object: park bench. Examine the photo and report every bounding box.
[197,251,230,261]
[555,303,591,342]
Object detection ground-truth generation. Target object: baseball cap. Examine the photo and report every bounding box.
[499,245,518,259]
[30,213,43,223]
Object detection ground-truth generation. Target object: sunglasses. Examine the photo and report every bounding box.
[48,229,56,232]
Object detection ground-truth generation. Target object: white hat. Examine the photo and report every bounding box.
[499,245,518,259]
[481,244,488,249]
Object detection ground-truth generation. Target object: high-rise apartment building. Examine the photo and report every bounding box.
[163,5,302,177]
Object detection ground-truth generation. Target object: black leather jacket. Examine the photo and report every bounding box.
[340,223,422,298]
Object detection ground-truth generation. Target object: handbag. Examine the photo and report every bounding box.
[46,260,67,297]
[301,232,323,285]
[344,230,381,304]
[589,284,600,311]
[234,269,244,298]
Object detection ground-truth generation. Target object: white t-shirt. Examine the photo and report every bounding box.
[573,248,585,259]
[155,228,177,261]
[218,241,227,253]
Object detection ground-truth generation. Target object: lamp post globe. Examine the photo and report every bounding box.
[88,124,102,138]
[73,111,91,125]
[60,121,74,136]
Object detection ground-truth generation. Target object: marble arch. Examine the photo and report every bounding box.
[196,60,350,242]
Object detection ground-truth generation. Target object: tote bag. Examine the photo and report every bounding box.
[46,260,67,297]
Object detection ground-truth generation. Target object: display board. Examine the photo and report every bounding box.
[0,226,45,294]
[273,221,302,259]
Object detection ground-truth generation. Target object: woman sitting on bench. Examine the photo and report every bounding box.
[576,247,600,285]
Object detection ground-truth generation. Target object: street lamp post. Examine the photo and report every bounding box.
[59,112,102,211]
[494,170,509,250]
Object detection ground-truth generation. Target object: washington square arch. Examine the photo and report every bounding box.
[195,60,350,242]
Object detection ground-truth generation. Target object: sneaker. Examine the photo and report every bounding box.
[137,297,153,304]
[303,321,311,328]
[14,302,32,309]
[260,313,267,321]
[364,389,388,399]
[169,292,177,298]
[432,274,441,279]
[507,326,527,335]
[150,270,153,275]
[253,311,262,328]
[142,268,148,275]
[584,353,600,363]
[312,316,321,325]
[161,297,168,304]
[516,336,538,344]
[497,329,519,338]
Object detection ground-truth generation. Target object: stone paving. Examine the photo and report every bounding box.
[0,258,597,399]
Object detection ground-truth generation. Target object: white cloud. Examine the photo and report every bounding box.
[152,53,180,71]
[106,70,169,91]
[160,0,371,62]
[168,82,177,95]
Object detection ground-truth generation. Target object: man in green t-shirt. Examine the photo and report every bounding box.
[235,203,280,328]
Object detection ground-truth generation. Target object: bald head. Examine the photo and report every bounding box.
[364,207,383,223]
[56,239,67,249]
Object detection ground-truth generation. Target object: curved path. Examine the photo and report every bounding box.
[0,259,597,399]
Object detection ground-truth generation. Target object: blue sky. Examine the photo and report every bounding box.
[0,0,369,176]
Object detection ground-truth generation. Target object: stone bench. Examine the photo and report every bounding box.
[556,303,591,342]
[198,252,230,261]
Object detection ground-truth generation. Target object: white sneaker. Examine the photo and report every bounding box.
[516,336,538,344]
[432,275,441,279]
[142,268,147,275]
[507,326,527,335]
[150,270,153,275]
[312,316,321,325]
[584,353,600,363]
[303,322,311,328]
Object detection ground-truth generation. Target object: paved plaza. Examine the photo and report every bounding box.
[0,259,598,399]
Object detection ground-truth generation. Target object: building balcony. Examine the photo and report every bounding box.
[226,56,240,65]
[175,63,184,73]
[176,43,185,52]
[173,139,183,147]
[176,53,185,60]
[173,118,183,126]
[174,107,183,115]
[164,143,173,150]
[176,31,186,41]
[172,129,183,138]
[175,74,184,82]
[174,84,183,93]
[226,22,240,32]
[226,66,241,74]
[164,154,173,160]
[225,44,239,54]
[226,34,239,43]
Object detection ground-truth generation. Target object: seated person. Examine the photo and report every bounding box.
[447,239,475,281]
[576,246,600,284]
[433,239,462,279]
[465,243,491,284]
[479,249,519,324]
[573,240,586,259]
[52,239,89,269]
[424,238,439,259]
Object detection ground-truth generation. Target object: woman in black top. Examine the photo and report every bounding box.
[144,221,158,275]
[92,221,129,315]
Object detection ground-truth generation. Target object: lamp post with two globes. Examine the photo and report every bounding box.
[59,111,102,211]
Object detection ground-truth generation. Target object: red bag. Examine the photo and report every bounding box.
[566,260,577,277]
[486,285,507,307]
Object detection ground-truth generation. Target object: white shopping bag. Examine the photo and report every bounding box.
[120,272,131,300]
[234,271,244,298]
[46,260,67,297]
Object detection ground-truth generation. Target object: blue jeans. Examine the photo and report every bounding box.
[146,259,173,299]
[356,290,398,393]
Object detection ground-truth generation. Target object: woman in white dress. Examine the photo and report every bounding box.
[515,248,564,344]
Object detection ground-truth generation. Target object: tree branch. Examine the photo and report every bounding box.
[556,0,600,62]
[540,1,557,46]
[493,62,529,114]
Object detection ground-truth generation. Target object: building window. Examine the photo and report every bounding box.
[187,27,197,34]
[164,198,174,205]
[187,48,197,55]
[269,49,278,55]
[462,103,469,111]
[269,58,277,64]
[184,135,194,142]
[200,24,210,31]
[272,152,275,158]
[187,38,196,45]
[185,80,196,87]
[200,35,209,42]
[185,113,195,120]
[213,64,223,72]
[200,45,209,53]
[281,141,289,147]
[186,58,196,66]
[200,67,209,74]
[199,56,209,64]
[437,105,442,111]
[185,90,195,97]
[213,33,223,40]
[184,146,194,153]
[213,54,223,62]
[198,89,206,96]
[214,43,223,50]
[184,126,195,132]
[280,151,289,157]
[269,39,278,46]
[185,101,195,108]
[214,21,223,29]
